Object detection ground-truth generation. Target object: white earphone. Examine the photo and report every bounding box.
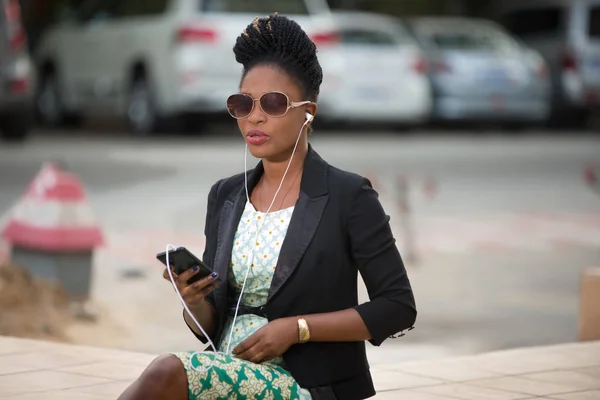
[306,112,314,122]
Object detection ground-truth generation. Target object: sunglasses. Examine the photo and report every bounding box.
[226,91,312,119]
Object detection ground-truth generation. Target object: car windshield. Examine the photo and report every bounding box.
[501,7,564,38]
[201,0,309,14]
[420,24,518,53]
[590,6,600,38]
[433,32,499,50]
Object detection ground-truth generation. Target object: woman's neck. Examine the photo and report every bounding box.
[261,144,308,188]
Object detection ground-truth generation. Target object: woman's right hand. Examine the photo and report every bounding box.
[162,265,219,308]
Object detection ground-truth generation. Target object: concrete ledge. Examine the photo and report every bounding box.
[0,335,599,399]
[579,267,600,341]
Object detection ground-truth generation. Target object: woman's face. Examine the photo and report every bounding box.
[235,64,316,161]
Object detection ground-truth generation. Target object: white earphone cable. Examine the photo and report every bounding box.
[164,243,218,372]
[227,115,309,356]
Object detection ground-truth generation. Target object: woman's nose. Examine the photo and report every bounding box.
[247,99,266,125]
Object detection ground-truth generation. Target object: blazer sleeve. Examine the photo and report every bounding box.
[183,179,221,344]
[350,178,417,346]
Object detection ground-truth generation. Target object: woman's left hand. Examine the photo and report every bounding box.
[233,318,298,363]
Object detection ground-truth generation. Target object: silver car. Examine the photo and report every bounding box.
[407,17,551,128]
[488,0,600,128]
[0,0,34,141]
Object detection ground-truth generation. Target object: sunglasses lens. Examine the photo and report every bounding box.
[227,94,253,118]
[260,92,289,117]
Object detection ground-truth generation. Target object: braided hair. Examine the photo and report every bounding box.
[233,13,323,102]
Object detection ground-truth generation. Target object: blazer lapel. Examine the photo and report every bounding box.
[269,191,328,302]
[269,146,329,302]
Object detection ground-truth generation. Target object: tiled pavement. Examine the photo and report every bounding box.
[0,336,598,399]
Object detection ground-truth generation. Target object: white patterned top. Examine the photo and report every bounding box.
[218,200,294,368]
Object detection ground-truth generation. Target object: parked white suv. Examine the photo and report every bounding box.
[33,0,340,134]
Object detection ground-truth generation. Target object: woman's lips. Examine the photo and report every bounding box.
[246,130,269,146]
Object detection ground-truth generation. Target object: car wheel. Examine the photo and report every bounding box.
[0,112,31,142]
[585,109,600,132]
[36,72,81,129]
[127,77,158,135]
[37,73,63,128]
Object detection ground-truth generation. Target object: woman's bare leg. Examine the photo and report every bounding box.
[117,354,189,400]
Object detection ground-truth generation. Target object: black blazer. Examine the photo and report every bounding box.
[187,145,417,400]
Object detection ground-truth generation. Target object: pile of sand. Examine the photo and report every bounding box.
[0,261,72,342]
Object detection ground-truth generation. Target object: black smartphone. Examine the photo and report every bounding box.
[156,246,220,285]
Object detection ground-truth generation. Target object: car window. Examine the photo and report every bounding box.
[48,0,80,24]
[589,6,600,38]
[116,0,168,17]
[419,25,519,53]
[341,29,398,46]
[200,0,308,14]
[81,0,118,22]
[500,7,564,38]
[431,32,492,50]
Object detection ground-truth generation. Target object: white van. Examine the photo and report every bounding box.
[34,0,340,134]
[486,0,600,127]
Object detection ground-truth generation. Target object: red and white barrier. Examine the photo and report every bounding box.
[1,163,104,252]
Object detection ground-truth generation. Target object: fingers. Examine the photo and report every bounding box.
[192,276,219,295]
[180,273,219,304]
[233,332,260,356]
[163,262,216,288]
[250,352,266,364]
[236,346,268,364]
[179,264,203,282]
[182,282,218,304]
[234,347,255,362]
[162,267,178,281]
[162,256,219,307]
[181,272,218,293]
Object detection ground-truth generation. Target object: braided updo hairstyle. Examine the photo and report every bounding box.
[233,13,323,103]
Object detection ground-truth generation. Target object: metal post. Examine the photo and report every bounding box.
[396,175,417,265]
[583,165,600,196]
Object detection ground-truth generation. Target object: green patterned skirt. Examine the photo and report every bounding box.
[171,351,312,400]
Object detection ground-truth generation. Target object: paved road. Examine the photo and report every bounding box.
[1,129,599,364]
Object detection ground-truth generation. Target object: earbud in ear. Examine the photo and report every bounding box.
[305,112,314,122]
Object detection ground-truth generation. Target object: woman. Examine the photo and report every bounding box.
[118,13,416,400]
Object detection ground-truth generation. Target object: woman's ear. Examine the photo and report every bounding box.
[305,103,318,136]
[307,102,317,119]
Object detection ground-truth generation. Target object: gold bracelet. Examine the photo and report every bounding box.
[297,318,310,344]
